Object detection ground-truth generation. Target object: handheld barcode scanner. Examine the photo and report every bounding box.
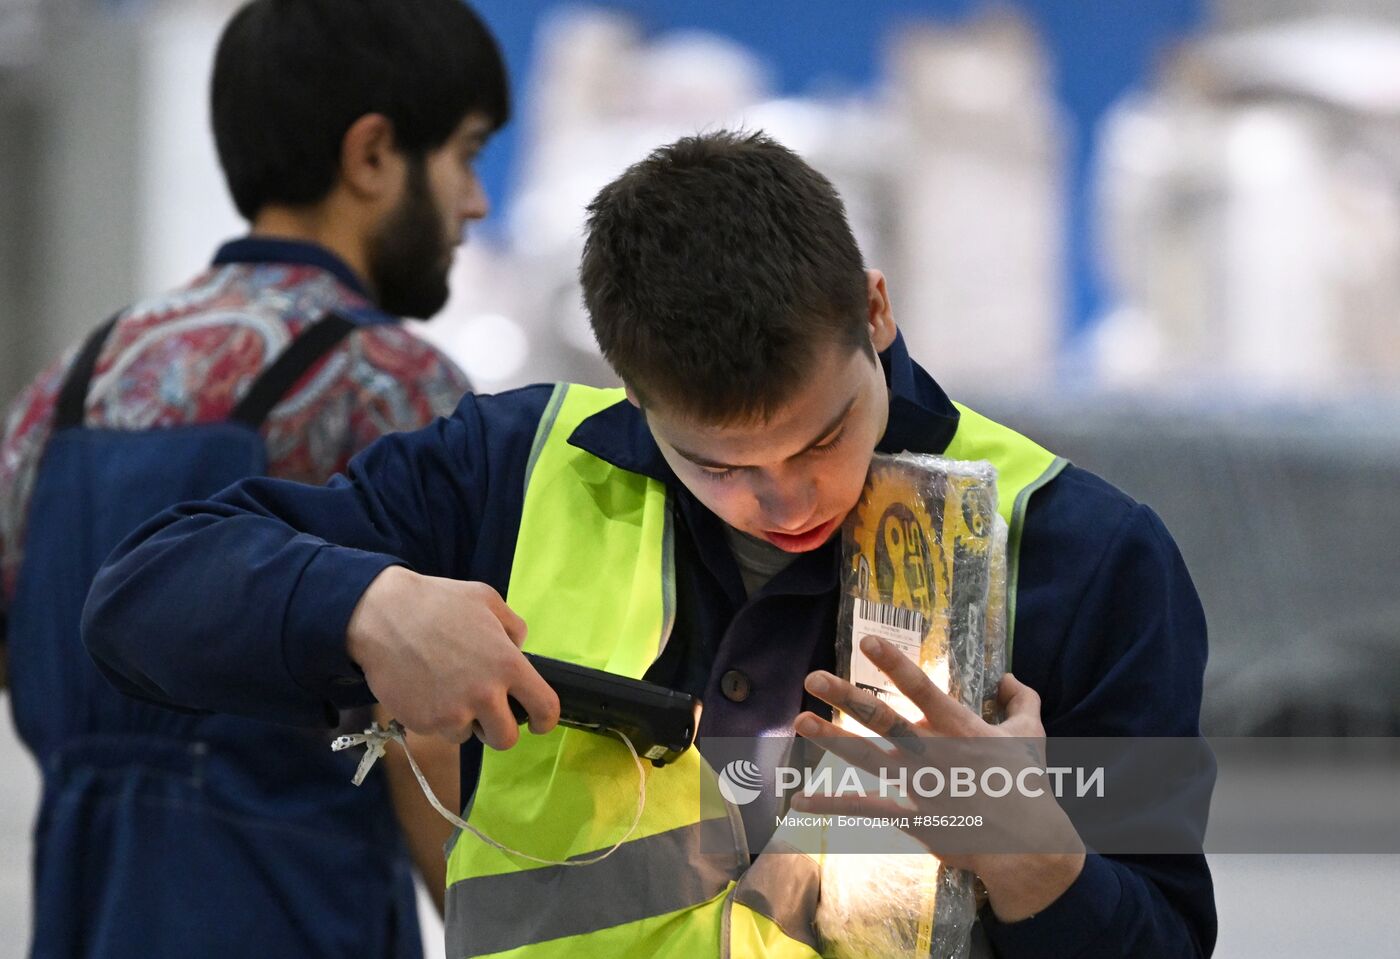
[508,653,702,767]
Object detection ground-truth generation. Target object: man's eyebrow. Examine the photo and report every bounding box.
[673,395,858,471]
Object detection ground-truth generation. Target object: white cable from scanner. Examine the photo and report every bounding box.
[332,719,646,867]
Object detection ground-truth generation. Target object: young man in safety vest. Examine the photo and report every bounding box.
[85,131,1216,958]
[0,1,508,954]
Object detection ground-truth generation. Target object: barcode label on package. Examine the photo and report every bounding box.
[851,598,924,696]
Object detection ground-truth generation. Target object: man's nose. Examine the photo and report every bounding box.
[756,473,818,532]
[462,178,489,222]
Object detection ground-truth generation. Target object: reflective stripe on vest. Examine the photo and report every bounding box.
[723,841,823,958]
[444,384,1065,958]
[446,384,746,959]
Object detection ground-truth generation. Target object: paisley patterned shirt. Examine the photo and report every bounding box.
[0,238,470,618]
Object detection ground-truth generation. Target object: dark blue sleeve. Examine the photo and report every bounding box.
[985,472,1217,958]
[82,385,552,727]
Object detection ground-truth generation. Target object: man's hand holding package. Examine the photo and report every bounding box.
[793,634,1086,924]
[346,566,559,747]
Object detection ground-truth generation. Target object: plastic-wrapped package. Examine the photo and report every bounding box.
[981,515,1010,724]
[832,453,998,720]
[817,453,1004,959]
[817,846,978,959]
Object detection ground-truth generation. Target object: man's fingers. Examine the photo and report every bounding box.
[996,673,1046,739]
[803,672,929,746]
[815,635,977,735]
[498,604,528,648]
[998,673,1041,720]
[805,671,900,735]
[439,721,475,745]
[795,710,903,772]
[472,700,521,751]
[465,582,529,648]
[485,589,528,648]
[861,635,977,732]
[512,659,561,735]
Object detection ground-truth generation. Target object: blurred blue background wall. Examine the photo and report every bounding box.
[471,0,1206,336]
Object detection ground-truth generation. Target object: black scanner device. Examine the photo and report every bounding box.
[508,653,702,767]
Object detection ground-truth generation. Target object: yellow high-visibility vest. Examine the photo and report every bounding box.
[443,384,1065,959]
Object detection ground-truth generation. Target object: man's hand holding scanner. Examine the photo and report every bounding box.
[346,566,560,747]
[793,634,1086,923]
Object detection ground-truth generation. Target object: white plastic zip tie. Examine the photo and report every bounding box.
[331,719,647,867]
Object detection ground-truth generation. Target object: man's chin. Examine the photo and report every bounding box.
[378,275,450,320]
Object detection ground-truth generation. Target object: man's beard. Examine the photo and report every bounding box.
[367,157,453,319]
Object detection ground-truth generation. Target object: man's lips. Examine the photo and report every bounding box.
[762,515,841,552]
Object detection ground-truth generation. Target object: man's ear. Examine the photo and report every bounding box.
[339,113,404,202]
[866,269,897,353]
[624,385,641,409]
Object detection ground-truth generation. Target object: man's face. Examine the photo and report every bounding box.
[645,332,893,553]
[367,112,493,318]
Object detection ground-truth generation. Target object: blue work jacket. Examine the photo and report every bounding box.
[85,333,1216,958]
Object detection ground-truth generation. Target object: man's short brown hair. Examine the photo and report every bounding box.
[581,131,870,423]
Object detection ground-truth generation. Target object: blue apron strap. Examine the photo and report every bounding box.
[229,312,358,429]
[53,312,121,430]
[51,310,358,434]
[53,311,356,434]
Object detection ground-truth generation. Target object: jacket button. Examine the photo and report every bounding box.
[721,670,751,702]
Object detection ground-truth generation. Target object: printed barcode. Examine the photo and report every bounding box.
[854,598,925,634]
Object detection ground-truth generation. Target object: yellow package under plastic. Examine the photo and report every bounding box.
[816,453,1007,959]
